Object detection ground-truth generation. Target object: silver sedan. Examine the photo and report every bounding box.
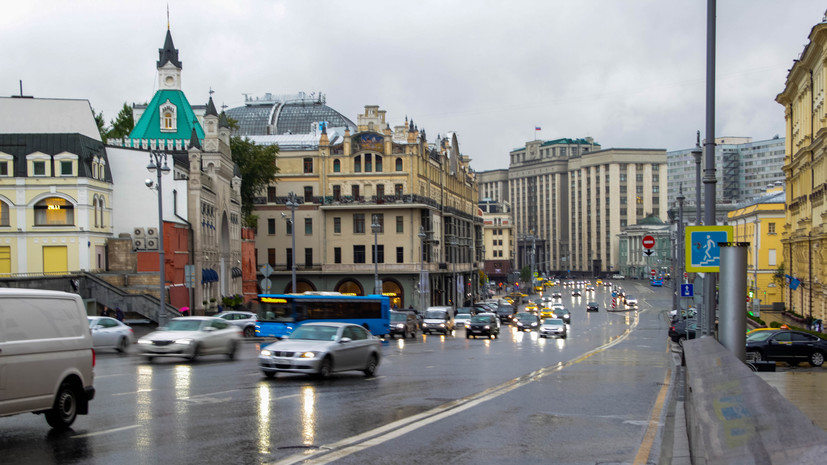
[137,317,242,362]
[88,316,134,352]
[258,322,382,379]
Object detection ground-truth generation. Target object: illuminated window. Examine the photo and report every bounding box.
[34,197,74,226]
[163,112,174,129]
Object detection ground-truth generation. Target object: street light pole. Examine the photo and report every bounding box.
[147,151,171,326]
[418,227,428,313]
[371,215,381,295]
[448,237,458,309]
[284,192,299,293]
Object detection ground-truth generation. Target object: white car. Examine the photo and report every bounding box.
[625,296,639,308]
[215,311,258,338]
[455,313,473,329]
[539,318,568,339]
[258,322,382,378]
[137,317,242,362]
[88,316,134,352]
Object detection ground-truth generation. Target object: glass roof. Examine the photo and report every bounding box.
[226,96,356,137]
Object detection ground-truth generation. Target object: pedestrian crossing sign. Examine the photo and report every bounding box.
[685,225,733,272]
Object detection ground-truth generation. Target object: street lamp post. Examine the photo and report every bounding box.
[371,215,381,295]
[146,151,171,326]
[418,227,428,313]
[284,192,299,293]
[448,237,458,309]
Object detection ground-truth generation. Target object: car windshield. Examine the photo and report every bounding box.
[470,316,492,323]
[556,309,570,315]
[88,318,99,328]
[456,313,472,320]
[166,319,204,331]
[425,310,446,319]
[588,302,597,306]
[497,307,512,314]
[290,325,339,341]
[545,319,564,325]
[746,331,775,342]
[391,313,406,322]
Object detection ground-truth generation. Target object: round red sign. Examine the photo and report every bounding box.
[684,272,688,279]
[642,235,655,248]
[650,269,656,276]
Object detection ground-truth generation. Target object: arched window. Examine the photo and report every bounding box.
[99,197,106,228]
[92,160,99,180]
[163,112,174,129]
[354,155,361,173]
[0,199,9,226]
[395,157,403,171]
[34,197,74,226]
[375,155,383,172]
[365,154,372,172]
[333,159,341,173]
[93,196,99,227]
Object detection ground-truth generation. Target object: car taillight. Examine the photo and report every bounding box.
[92,348,96,367]
[670,326,675,331]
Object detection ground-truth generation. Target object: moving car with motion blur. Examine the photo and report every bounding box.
[746,329,827,367]
[215,310,258,338]
[514,312,541,331]
[624,296,638,309]
[421,306,455,335]
[455,312,473,329]
[553,307,571,324]
[586,301,599,312]
[137,317,242,362]
[496,304,516,324]
[389,310,419,339]
[466,313,501,339]
[88,316,134,352]
[259,322,382,378]
[539,318,568,338]
[668,319,697,345]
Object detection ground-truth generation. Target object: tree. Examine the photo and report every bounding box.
[107,103,134,141]
[93,108,106,142]
[230,136,279,227]
[520,266,532,285]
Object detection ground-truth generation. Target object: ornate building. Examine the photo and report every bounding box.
[776,15,827,324]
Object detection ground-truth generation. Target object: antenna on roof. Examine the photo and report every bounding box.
[167,4,170,30]
[209,87,215,96]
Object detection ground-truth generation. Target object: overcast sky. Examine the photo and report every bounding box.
[3,1,825,171]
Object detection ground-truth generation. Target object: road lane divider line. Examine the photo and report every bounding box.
[268,313,641,465]
[633,368,671,465]
[71,424,139,439]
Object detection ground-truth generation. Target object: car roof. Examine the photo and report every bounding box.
[301,321,358,328]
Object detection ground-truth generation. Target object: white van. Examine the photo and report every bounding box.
[0,289,95,429]
[421,306,455,335]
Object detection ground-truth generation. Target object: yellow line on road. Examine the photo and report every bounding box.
[633,361,671,465]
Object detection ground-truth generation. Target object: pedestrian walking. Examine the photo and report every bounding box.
[115,307,124,322]
[101,305,110,317]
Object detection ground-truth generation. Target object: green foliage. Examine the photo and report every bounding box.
[769,321,781,328]
[230,136,279,224]
[222,294,244,309]
[520,266,532,283]
[93,108,107,142]
[772,263,786,289]
[107,103,134,140]
[746,313,766,326]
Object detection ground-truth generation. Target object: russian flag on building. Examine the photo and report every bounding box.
[535,126,541,131]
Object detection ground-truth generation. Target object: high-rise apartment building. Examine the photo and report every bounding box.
[508,138,667,275]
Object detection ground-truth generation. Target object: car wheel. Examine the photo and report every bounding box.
[562,334,567,339]
[226,341,238,360]
[243,326,255,338]
[748,350,763,362]
[317,357,333,379]
[810,351,824,367]
[190,342,202,362]
[117,336,129,353]
[363,354,379,377]
[263,371,276,379]
[45,382,79,430]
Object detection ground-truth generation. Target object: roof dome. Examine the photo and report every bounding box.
[638,214,665,225]
[226,92,355,137]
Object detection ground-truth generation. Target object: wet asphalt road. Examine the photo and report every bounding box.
[0,281,674,465]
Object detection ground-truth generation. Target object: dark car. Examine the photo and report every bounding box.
[746,329,827,367]
[668,319,697,345]
[514,312,541,332]
[586,301,599,312]
[389,311,419,339]
[496,305,516,324]
[572,288,582,297]
[553,308,571,324]
[466,313,500,339]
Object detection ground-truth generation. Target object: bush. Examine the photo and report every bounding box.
[769,321,781,328]
[746,313,766,326]
[222,294,244,309]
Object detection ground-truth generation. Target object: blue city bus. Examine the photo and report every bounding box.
[254,292,391,338]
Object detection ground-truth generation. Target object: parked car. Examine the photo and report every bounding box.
[466,313,501,339]
[455,312,473,329]
[389,310,419,339]
[746,329,827,367]
[137,317,242,362]
[88,316,134,352]
[259,322,382,378]
[539,318,568,338]
[514,312,541,331]
[553,308,571,324]
[668,319,697,345]
[215,310,258,338]
[586,301,599,312]
[0,289,95,430]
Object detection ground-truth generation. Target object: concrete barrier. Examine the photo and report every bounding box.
[683,337,827,464]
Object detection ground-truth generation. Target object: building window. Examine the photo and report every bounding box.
[267,186,276,203]
[60,161,72,176]
[286,218,293,235]
[396,246,404,263]
[303,158,313,173]
[376,184,384,201]
[375,155,383,172]
[653,186,659,193]
[619,174,626,182]
[333,217,341,234]
[333,185,341,201]
[34,197,74,226]
[305,248,312,267]
[333,159,341,172]
[372,214,384,233]
[93,197,99,227]
[334,247,342,264]
[768,249,777,266]
[163,112,174,129]
[352,185,360,199]
[353,245,366,263]
[768,222,776,234]
[395,184,403,197]
[636,173,643,182]
[395,157,403,171]
[636,185,643,194]
[305,218,312,235]
[0,161,8,176]
[353,214,365,234]
[286,249,293,268]
[304,186,313,201]
[33,161,46,176]
[396,216,403,233]
[268,218,275,235]
[268,248,275,265]
[365,154,372,172]
[354,155,361,173]
[372,244,384,264]
[0,200,9,226]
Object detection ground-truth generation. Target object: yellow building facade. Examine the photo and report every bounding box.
[776,19,827,324]
[727,191,786,309]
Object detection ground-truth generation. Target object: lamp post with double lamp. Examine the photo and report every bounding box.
[371,215,382,295]
[283,192,299,293]
[146,151,170,326]
[418,227,428,314]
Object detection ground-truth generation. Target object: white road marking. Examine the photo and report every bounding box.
[71,424,140,439]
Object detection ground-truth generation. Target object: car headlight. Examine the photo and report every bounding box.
[260,349,273,356]
[299,351,317,359]
[438,323,445,327]
[396,324,405,329]
[484,325,490,330]
[138,339,152,345]
[175,338,193,345]
[531,322,538,326]
[422,323,429,327]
